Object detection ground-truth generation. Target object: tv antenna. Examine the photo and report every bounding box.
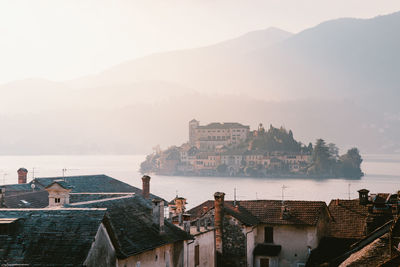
[3,173,8,185]
[348,183,351,200]
[282,184,288,205]
[62,168,80,179]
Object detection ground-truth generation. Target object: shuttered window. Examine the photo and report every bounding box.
[195,245,200,266]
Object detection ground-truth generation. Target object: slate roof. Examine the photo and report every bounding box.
[327,199,369,239]
[3,190,49,208]
[0,208,106,266]
[71,195,192,258]
[1,174,166,210]
[188,199,328,226]
[0,183,35,196]
[33,175,138,193]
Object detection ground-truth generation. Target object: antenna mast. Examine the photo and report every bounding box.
[348,183,351,200]
[234,188,237,206]
[282,184,287,206]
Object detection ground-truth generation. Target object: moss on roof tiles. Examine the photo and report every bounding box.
[0,209,106,266]
[72,195,192,258]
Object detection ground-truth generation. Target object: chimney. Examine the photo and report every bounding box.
[214,192,225,254]
[152,199,165,234]
[142,175,151,199]
[178,213,183,226]
[281,206,290,220]
[0,188,5,208]
[358,189,370,206]
[202,206,209,214]
[17,168,28,184]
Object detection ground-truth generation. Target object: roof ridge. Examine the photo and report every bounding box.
[69,195,135,206]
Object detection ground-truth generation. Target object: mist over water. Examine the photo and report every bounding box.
[0,154,398,208]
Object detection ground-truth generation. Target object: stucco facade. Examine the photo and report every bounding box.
[185,229,216,267]
[84,223,117,267]
[118,242,185,267]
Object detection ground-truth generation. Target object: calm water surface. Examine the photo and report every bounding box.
[0,154,399,208]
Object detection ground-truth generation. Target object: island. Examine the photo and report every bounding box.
[140,120,363,179]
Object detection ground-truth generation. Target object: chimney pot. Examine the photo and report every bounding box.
[358,189,370,206]
[152,198,165,234]
[17,168,28,184]
[142,175,151,199]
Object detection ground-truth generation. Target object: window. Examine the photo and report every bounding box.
[260,258,269,267]
[55,198,61,203]
[195,245,200,266]
[264,227,273,243]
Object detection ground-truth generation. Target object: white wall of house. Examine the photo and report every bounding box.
[84,223,117,267]
[185,229,215,267]
[117,242,184,267]
[247,224,319,267]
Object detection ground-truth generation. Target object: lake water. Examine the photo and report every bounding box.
[0,154,399,208]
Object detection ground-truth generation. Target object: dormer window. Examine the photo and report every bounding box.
[55,198,61,203]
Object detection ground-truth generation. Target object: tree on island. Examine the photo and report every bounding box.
[339,148,364,178]
[308,139,363,178]
[308,139,335,175]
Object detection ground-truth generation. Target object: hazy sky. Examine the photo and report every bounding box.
[1,0,400,84]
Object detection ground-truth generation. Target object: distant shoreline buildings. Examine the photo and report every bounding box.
[141,120,312,177]
[189,119,250,150]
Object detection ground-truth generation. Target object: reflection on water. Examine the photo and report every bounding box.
[0,154,399,208]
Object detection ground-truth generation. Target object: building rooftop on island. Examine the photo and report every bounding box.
[197,122,250,130]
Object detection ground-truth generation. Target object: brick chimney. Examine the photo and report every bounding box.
[152,199,165,234]
[17,168,28,184]
[358,189,370,206]
[142,175,151,199]
[214,192,225,254]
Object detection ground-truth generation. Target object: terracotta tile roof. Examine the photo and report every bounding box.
[188,199,328,226]
[339,233,390,267]
[238,200,327,226]
[327,199,369,239]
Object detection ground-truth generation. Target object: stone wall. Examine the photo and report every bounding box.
[220,216,247,267]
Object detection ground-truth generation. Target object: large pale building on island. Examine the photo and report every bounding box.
[189,119,250,151]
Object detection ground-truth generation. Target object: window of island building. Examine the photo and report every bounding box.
[264,227,273,243]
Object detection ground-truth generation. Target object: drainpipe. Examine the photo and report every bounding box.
[186,239,195,267]
[245,226,257,267]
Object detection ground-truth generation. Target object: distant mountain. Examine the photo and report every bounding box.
[1,13,400,154]
[67,27,293,94]
[68,12,400,104]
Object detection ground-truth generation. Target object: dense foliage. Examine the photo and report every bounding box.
[308,139,363,178]
[245,124,312,153]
